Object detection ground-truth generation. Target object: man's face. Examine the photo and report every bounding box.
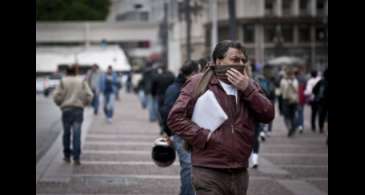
[216,48,246,66]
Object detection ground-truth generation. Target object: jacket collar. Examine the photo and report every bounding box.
[209,75,220,85]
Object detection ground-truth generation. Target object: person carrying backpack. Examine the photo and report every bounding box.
[280,67,299,137]
[53,65,93,165]
[312,68,328,134]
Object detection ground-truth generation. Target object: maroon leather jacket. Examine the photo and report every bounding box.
[167,73,275,169]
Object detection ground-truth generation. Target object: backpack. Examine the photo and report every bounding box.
[314,81,327,103]
[285,81,298,104]
[258,78,275,99]
[104,76,114,93]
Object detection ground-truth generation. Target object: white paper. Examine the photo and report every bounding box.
[192,90,228,132]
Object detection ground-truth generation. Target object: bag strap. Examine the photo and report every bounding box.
[192,66,214,100]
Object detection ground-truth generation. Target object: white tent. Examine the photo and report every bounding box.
[267,56,305,66]
[36,45,131,73]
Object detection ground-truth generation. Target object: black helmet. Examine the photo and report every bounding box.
[152,137,176,167]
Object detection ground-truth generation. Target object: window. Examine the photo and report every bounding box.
[282,0,293,16]
[115,11,149,22]
[265,0,276,16]
[140,12,149,21]
[243,24,255,43]
[282,24,294,43]
[299,0,310,16]
[317,0,326,16]
[138,41,150,48]
[218,27,229,41]
[316,27,326,42]
[264,25,276,43]
[298,25,310,42]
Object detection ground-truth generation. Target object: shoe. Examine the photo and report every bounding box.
[260,132,266,142]
[266,131,271,137]
[251,153,258,169]
[73,160,81,166]
[63,157,71,163]
[107,118,112,124]
[298,126,303,134]
[288,129,295,137]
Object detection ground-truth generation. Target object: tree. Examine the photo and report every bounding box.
[36,0,110,21]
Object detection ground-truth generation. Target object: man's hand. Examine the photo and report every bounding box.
[226,68,250,92]
[162,134,173,145]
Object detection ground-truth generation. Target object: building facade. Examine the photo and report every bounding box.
[171,0,328,72]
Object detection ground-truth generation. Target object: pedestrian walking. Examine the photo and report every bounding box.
[85,64,102,115]
[295,66,307,133]
[100,65,119,123]
[160,60,199,195]
[280,67,299,137]
[312,68,328,134]
[151,64,175,134]
[304,70,321,132]
[53,65,93,165]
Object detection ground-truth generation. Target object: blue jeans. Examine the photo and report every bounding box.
[103,93,115,119]
[91,90,99,114]
[296,105,304,129]
[138,90,147,109]
[172,135,195,195]
[147,94,158,122]
[62,107,83,160]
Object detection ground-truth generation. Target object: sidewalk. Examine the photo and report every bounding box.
[36,92,327,195]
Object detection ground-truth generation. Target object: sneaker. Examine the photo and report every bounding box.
[259,132,266,142]
[63,157,71,163]
[266,131,271,137]
[311,127,316,132]
[288,129,295,137]
[107,118,112,124]
[252,164,258,169]
[73,160,81,166]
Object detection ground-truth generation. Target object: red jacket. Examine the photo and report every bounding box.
[167,73,275,169]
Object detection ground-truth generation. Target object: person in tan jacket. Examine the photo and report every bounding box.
[53,65,93,165]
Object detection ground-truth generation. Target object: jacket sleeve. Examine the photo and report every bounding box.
[99,74,105,94]
[240,79,275,123]
[53,80,65,106]
[82,81,94,106]
[167,78,210,149]
[160,85,178,136]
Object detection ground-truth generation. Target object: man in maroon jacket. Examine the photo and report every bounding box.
[167,40,275,195]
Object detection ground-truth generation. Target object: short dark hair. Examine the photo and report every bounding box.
[323,68,328,80]
[66,65,78,76]
[310,70,318,78]
[180,60,199,77]
[197,57,209,72]
[212,40,247,64]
